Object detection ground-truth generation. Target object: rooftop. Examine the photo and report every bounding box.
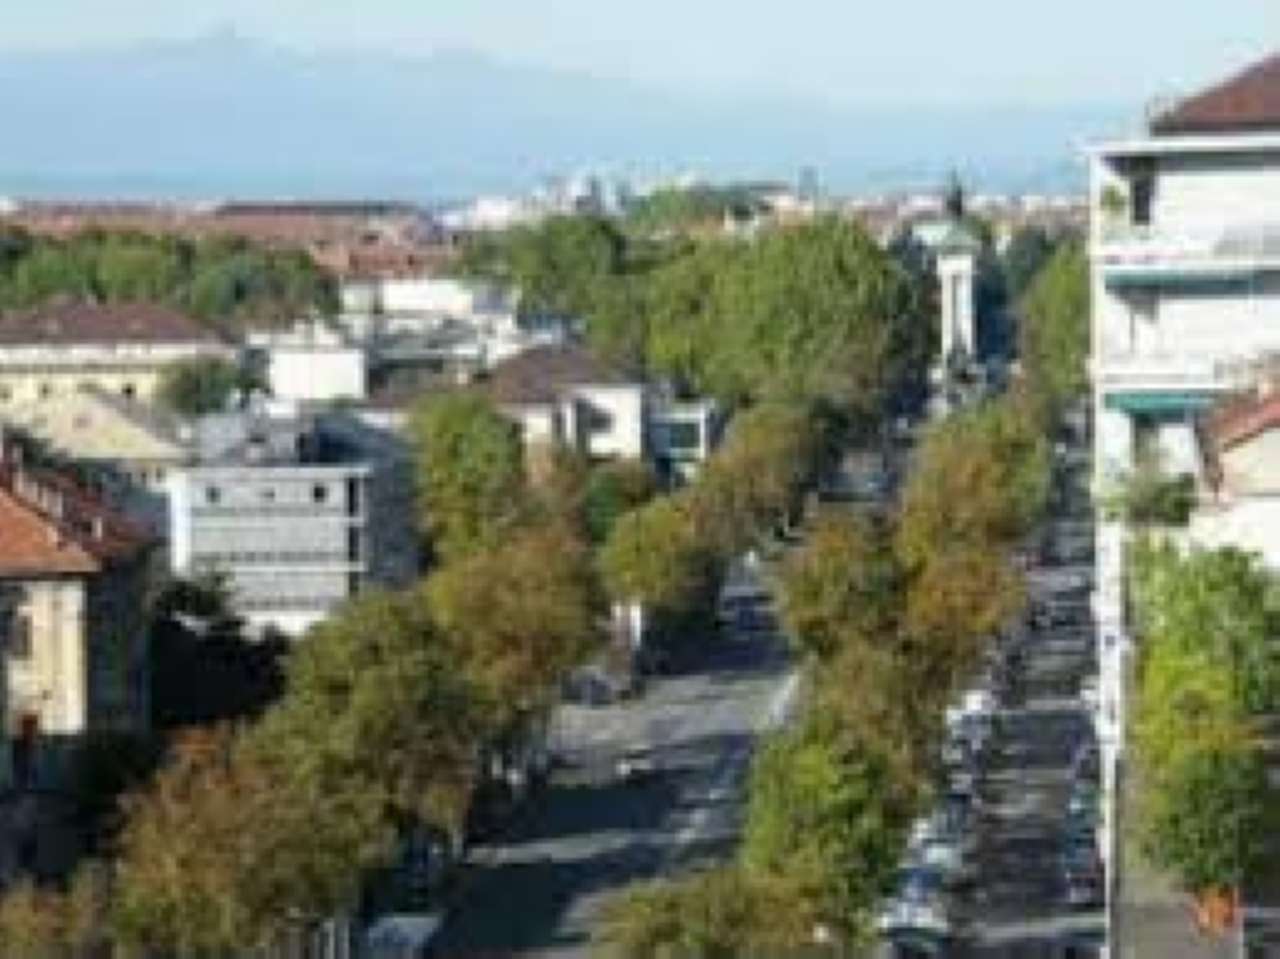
[1152,53,1280,137]
[486,344,635,405]
[0,440,153,577]
[0,301,223,348]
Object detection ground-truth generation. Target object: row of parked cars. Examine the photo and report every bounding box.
[877,536,1105,954]
[876,625,1031,949]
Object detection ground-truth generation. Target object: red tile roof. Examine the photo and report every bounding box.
[1205,391,1280,452]
[0,458,152,578]
[0,302,222,347]
[1152,54,1280,136]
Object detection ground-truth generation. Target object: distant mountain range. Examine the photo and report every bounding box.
[0,33,1137,203]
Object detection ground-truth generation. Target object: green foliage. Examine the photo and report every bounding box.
[779,511,902,660]
[427,522,602,729]
[598,866,824,959]
[463,215,930,421]
[1131,544,1280,895]
[600,495,716,611]
[742,725,910,943]
[1002,226,1062,304]
[0,230,337,333]
[583,458,658,544]
[1018,241,1089,410]
[259,590,487,835]
[1105,466,1196,526]
[156,355,241,416]
[897,397,1050,570]
[625,185,765,232]
[408,392,527,559]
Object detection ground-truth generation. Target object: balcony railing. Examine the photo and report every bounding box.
[1098,222,1280,265]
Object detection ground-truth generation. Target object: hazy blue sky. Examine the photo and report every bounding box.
[5,1,1277,106]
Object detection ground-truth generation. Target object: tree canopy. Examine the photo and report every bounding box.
[0,229,337,333]
[155,356,242,416]
[408,391,527,559]
[1017,240,1089,411]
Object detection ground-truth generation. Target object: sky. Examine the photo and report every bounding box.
[5,0,1278,108]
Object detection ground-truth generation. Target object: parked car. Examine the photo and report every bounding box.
[615,746,657,783]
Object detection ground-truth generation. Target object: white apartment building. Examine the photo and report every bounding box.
[167,411,372,636]
[1089,53,1280,947]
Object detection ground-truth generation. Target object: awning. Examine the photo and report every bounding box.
[1103,390,1220,415]
[1104,269,1254,292]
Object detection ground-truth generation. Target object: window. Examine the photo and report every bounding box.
[261,487,276,504]
[1130,160,1156,227]
[8,612,31,660]
[0,386,10,403]
[38,383,52,400]
[121,383,136,400]
[206,486,222,505]
[313,484,329,504]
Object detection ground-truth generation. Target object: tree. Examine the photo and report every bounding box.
[598,866,823,959]
[156,356,241,416]
[113,726,391,954]
[1130,544,1280,900]
[779,511,902,661]
[1002,225,1061,304]
[600,495,715,613]
[896,398,1049,570]
[258,590,487,837]
[741,726,912,944]
[408,392,527,559]
[1018,240,1089,411]
[583,458,658,545]
[426,523,601,731]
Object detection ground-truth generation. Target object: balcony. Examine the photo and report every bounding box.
[1095,222,1280,286]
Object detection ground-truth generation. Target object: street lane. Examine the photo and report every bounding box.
[431,623,795,958]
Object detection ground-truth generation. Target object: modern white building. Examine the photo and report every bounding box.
[167,410,372,636]
[1088,53,1280,950]
[248,321,368,403]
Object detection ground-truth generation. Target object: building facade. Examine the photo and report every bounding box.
[1089,54,1280,952]
[0,387,192,534]
[0,302,233,405]
[0,441,152,789]
[167,411,373,636]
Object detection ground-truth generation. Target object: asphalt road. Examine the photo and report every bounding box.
[960,517,1107,956]
[431,623,796,958]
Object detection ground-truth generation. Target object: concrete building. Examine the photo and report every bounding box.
[1088,53,1280,954]
[0,302,233,405]
[0,387,192,534]
[167,409,373,636]
[0,438,153,788]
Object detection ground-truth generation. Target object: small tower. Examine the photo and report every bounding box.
[938,240,978,362]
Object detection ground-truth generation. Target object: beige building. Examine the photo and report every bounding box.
[0,301,233,406]
[0,440,153,788]
[0,387,192,533]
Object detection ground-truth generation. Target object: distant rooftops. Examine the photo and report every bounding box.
[1152,53,1280,137]
[486,344,634,405]
[0,437,153,577]
[0,301,223,348]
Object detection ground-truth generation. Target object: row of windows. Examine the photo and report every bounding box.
[0,381,140,403]
[193,550,361,565]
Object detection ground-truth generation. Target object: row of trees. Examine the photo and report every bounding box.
[0,227,338,333]
[1130,542,1280,913]
[601,392,1052,954]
